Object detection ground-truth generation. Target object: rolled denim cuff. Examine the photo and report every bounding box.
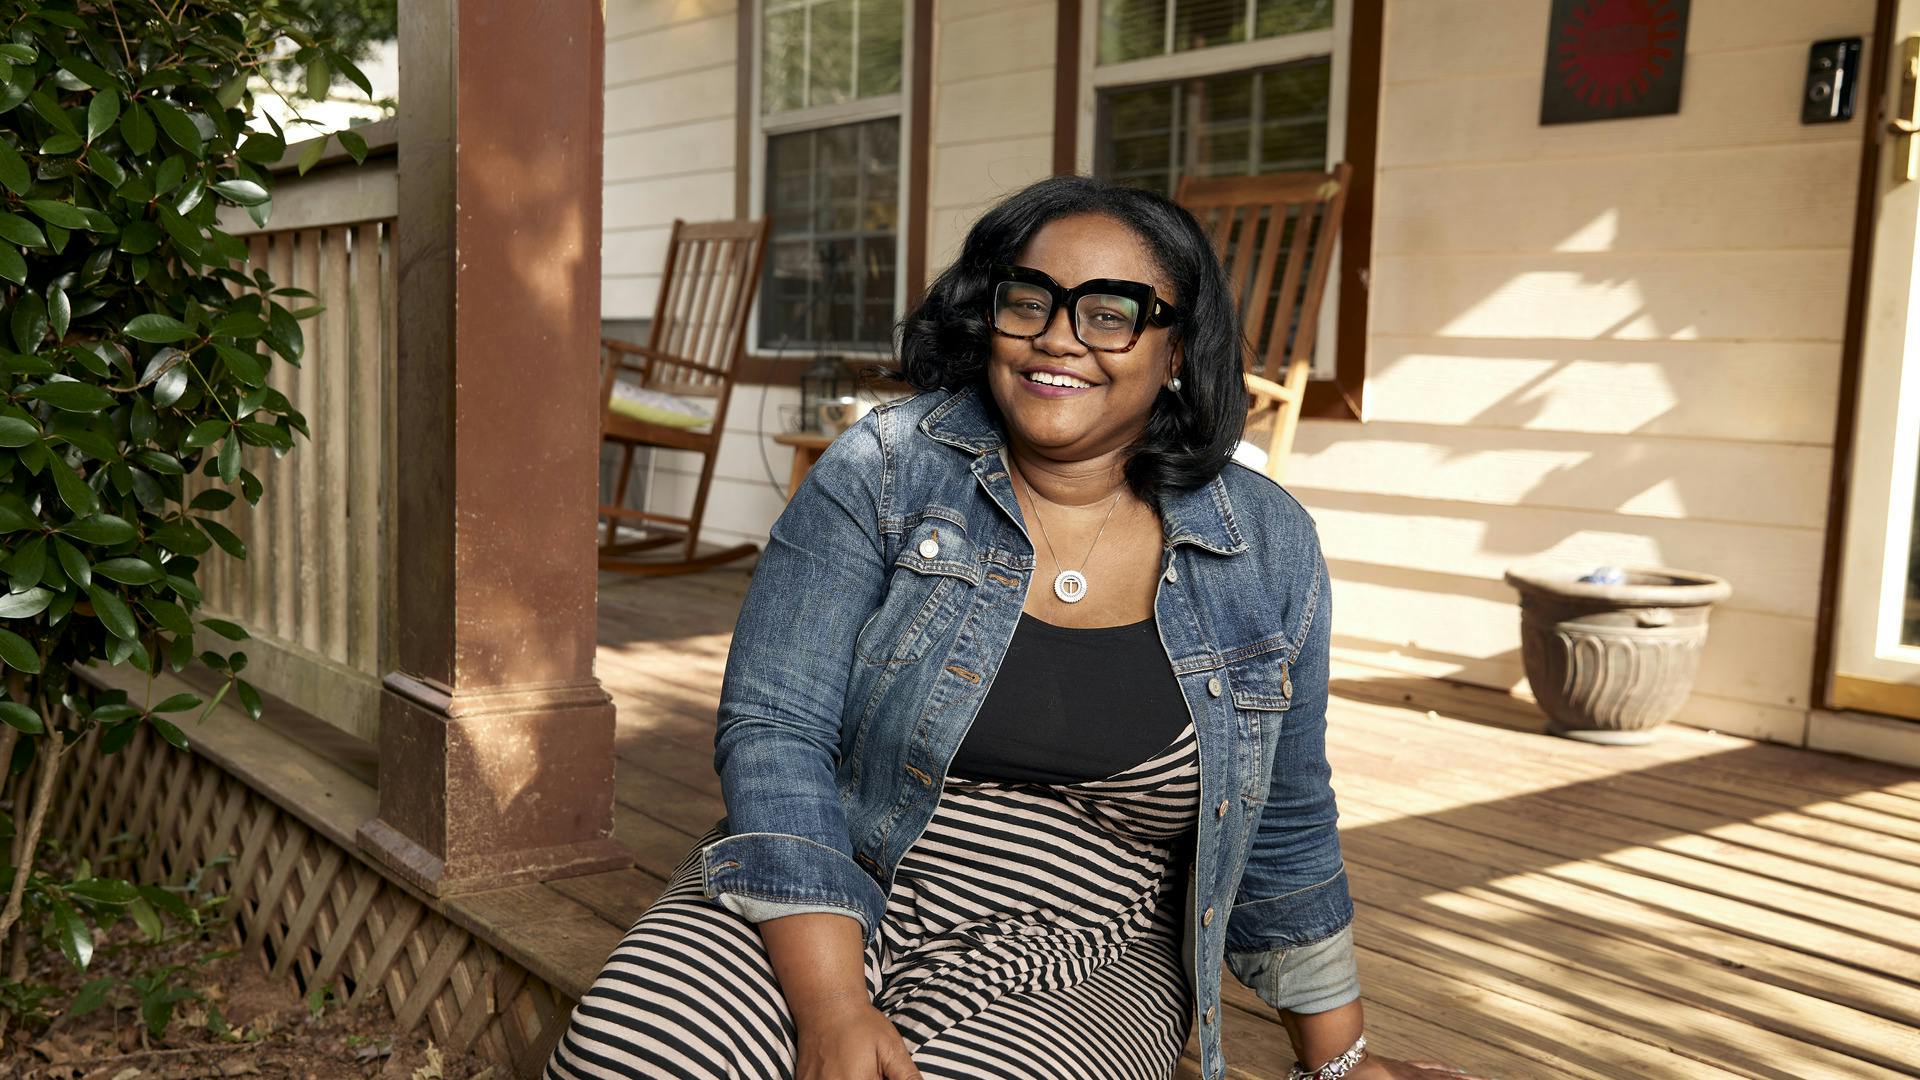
[700,831,888,947]
[1225,922,1361,1014]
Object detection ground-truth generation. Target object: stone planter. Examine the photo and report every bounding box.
[1503,565,1732,745]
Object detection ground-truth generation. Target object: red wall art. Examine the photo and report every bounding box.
[1540,0,1690,125]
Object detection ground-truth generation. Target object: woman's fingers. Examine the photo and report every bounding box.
[879,1037,923,1080]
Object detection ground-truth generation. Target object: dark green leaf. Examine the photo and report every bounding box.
[217,433,239,483]
[200,618,248,641]
[124,313,192,343]
[47,284,68,340]
[66,877,138,904]
[263,305,303,362]
[11,292,46,352]
[86,146,125,187]
[0,587,53,618]
[53,536,88,588]
[0,138,24,195]
[0,628,39,674]
[50,458,96,515]
[120,99,153,153]
[58,55,116,92]
[147,714,186,750]
[183,420,228,449]
[210,179,268,206]
[29,89,77,135]
[86,87,119,143]
[189,488,235,512]
[39,132,83,156]
[239,131,285,164]
[0,83,26,119]
[0,700,43,733]
[131,449,181,474]
[93,557,160,585]
[68,978,114,1017]
[197,518,244,560]
[117,220,162,254]
[151,692,200,714]
[234,678,262,721]
[149,520,211,556]
[25,381,113,412]
[0,416,36,446]
[86,583,139,641]
[336,127,368,164]
[0,246,24,285]
[127,897,162,942]
[147,99,201,157]
[152,363,188,408]
[142,597,192,637]
[59,514,135,545]
[51,900,93,968]
[0,45,35,64]
[0,213,44,247]
[24,200,90,230]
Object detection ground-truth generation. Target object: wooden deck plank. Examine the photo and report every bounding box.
[572,570,1920,1079]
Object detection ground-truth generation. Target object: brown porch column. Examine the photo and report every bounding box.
[356,0,629,896]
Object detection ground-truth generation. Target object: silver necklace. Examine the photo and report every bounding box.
[1013,462,1123,604]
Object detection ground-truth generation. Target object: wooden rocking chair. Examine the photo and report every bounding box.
[598,217,771,575]
[1176,163,1351,484]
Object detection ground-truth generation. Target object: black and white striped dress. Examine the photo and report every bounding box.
[547,618,1200,1079]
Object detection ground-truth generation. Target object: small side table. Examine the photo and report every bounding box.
[773,431,835,500]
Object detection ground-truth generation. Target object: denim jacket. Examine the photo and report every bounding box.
[699,383,1358,1080]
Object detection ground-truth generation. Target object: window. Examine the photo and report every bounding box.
[1082,0,1348,379]
[756,0,907,352]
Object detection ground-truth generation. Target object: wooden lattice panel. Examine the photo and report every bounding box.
[41,725,573,1077]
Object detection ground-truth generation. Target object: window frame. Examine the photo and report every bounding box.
[748,0,917,359]
[1075,0,1354,388]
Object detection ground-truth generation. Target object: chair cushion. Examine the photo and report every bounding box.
[608,380,713,429]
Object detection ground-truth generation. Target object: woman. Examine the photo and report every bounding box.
[546,177,1488,1080]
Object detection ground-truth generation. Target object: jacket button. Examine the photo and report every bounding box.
[1216,798,1229,818]
[1164,564,1178,583]
[1202,905,1214,926]
[1206,676,1221,697]
[919,537,940,558]
[1203,1005,1216,1024]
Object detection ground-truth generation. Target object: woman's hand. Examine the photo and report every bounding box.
[1350,1055,1492,1079]
[792,994,923,1080]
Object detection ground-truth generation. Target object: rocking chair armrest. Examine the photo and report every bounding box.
[602,339,730,379]
[1244,370,1301,406]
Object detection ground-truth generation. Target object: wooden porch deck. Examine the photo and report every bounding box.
[495,568,1920,1079]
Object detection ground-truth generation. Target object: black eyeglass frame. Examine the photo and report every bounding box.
[986,264,1181,354]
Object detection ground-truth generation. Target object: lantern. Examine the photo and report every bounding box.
[799,353,848,433]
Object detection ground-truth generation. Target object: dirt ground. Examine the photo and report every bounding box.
[1,922,501,1080]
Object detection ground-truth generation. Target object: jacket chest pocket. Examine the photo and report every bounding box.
[854,518,981,665]
[1224,648,1293,802]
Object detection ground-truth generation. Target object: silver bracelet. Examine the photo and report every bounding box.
[1286,1033,1367,1080]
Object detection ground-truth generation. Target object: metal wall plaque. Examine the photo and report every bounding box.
[1540,0,1690,126]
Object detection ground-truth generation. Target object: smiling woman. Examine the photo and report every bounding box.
[545,176,1486,1080]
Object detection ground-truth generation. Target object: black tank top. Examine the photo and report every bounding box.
[947,611,1192,785]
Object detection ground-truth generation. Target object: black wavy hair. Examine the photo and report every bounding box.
[867,174,1249,506]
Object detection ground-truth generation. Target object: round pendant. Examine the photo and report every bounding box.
[1053,569,1088,603]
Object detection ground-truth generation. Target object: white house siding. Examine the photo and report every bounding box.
[924,0,1058,272]
[603,0,740,322]
[1292,0,1872,745]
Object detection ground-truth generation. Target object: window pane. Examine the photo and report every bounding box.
[1256,0,1332,37]
[1173,0,1246,53]
[856,0,903,98]
[764,0,902,113]
[1185,72,1255,178]
[1259,59,1329,171]
[808,0,855,106]
[763,6,806,113]
[761,117,901,350]
[1098,0,1165,65]
[1094,57,1329,196]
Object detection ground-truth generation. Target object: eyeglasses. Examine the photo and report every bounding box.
[987,264,1179,354]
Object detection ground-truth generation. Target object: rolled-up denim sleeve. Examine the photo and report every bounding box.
[1222,534,1360,1013]
[698,409,891,947]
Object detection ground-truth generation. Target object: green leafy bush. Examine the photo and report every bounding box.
[0,0,365,1027]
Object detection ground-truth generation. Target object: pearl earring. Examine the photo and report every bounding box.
[1167,375,1182,392]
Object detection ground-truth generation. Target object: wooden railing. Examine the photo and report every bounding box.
[190,121,398,742]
